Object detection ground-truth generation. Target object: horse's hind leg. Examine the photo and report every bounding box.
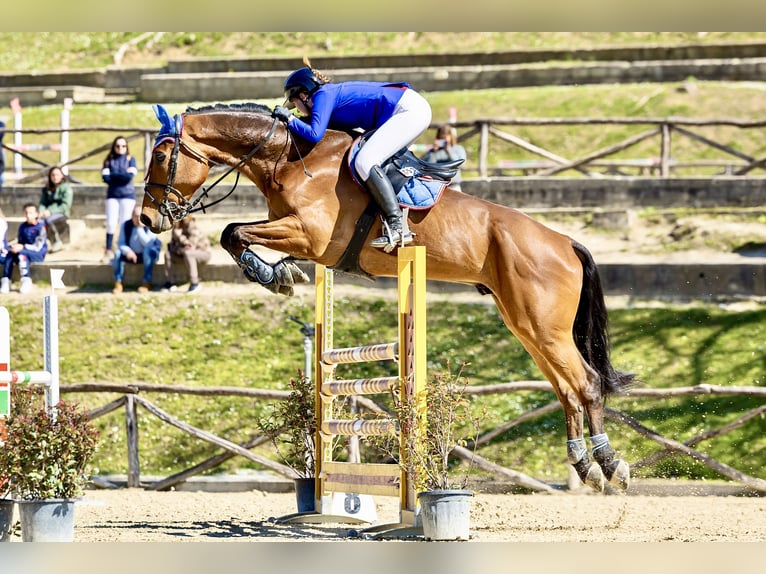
[527,345,608,492]
[542,348,629,492]
[550,354,630,491]
[585,416,630,491]
[534,344,629,492]
[492,289,607,491]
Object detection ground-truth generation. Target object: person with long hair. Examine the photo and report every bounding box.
[272,58,432,251]
[38,165,73,253]
[101,136,137,263]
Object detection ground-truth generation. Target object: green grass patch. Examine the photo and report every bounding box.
[2,293,764,483]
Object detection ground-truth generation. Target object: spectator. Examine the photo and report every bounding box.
[0,208,9,280]
[1,203,47,294]
[101,136,137,264]
[420,124,467,192]
[112,206,161,295]
[162,216,212,293]
[38,166,73,253]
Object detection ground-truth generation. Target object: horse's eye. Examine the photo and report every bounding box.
[154,151,167,163]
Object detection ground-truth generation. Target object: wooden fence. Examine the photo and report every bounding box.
[1,126,154,184]
[4,116,766,184]
[450,117,766,178]
[61,380,766,495]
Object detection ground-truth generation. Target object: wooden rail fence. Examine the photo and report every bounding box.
[4,116,766,184]
[61,381,766,494]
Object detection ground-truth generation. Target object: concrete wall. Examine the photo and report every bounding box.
[3,43,766,106]
[138,58,766,103]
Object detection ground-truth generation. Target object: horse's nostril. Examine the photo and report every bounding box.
[139,213,151,227]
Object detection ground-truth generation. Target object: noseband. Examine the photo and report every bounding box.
[144,115,280,222]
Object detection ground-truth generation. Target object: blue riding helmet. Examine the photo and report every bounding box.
[283,67,323,108]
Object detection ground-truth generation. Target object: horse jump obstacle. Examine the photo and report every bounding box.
[0,270,64,436]
[310,246,427,531]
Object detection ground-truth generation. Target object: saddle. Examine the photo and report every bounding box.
[334,132,465,278]
[350,131,464,209]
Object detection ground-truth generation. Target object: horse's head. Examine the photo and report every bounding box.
[141,104,213,233]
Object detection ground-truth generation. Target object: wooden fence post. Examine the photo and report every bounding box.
[126,394,140,488]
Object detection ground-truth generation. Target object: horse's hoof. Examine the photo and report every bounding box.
[608,459,630,491]
[585,462,605,492]
[275,260,310,286]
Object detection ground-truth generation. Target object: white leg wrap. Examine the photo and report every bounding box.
[589,432,610,453]
[567,437,587,464]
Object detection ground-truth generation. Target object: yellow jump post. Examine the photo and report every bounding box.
[307,246,427,534]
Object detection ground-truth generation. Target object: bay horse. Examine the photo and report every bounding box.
[141,102,635,492]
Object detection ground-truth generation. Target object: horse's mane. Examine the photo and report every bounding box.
[185,102,272,116]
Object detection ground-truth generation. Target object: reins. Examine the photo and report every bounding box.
[145,115,280,221]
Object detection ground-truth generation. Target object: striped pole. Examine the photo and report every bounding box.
[0,270,65,429]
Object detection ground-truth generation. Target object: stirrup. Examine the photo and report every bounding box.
[370,209,414,253]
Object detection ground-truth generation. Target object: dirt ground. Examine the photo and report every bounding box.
[5,487,748,542]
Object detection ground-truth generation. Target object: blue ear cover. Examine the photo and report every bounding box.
[153,104,175,137]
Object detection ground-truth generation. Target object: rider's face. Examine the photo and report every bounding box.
[293,93,311,115]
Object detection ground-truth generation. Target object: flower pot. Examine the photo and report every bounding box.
[417,489,473,541]
[17,499,76,542]
[293,477,316,513]
[0,499,14,542]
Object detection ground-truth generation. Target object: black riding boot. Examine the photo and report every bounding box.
[365,165,413,251]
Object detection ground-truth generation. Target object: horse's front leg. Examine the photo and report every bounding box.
[220,218,313,297]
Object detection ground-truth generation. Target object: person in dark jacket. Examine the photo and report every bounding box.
[1,203,47,294]
[272,60,432,251]
[101,136,137,263]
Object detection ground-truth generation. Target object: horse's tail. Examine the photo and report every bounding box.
[571,240,637,397]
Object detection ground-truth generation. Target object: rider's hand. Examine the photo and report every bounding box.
[272,106,293,123]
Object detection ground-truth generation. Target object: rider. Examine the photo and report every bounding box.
[272,61,432,250]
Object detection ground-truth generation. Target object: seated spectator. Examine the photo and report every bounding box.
[0,208,9,283]
[420,124,467,191]
[112,206,162,295]
[38,166,74,253]
[1,203,48,294]
[162,216,212,293]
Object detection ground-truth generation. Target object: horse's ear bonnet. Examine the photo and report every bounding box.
[152,104,182,146]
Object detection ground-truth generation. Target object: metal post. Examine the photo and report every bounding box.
[43,295,59,411]
[289,315,315,383]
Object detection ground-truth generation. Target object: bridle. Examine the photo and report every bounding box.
[144,113,280,222]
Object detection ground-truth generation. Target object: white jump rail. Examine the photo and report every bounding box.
[0,270,66,425]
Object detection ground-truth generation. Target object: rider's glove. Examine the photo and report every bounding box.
[272,106,293,123]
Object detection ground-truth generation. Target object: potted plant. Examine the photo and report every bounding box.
[258,372,318,512]
[0,384,98,542]
[380,361,485,540]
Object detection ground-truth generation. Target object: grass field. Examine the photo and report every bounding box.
[2,291,764,484]
[1,32,763,72]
